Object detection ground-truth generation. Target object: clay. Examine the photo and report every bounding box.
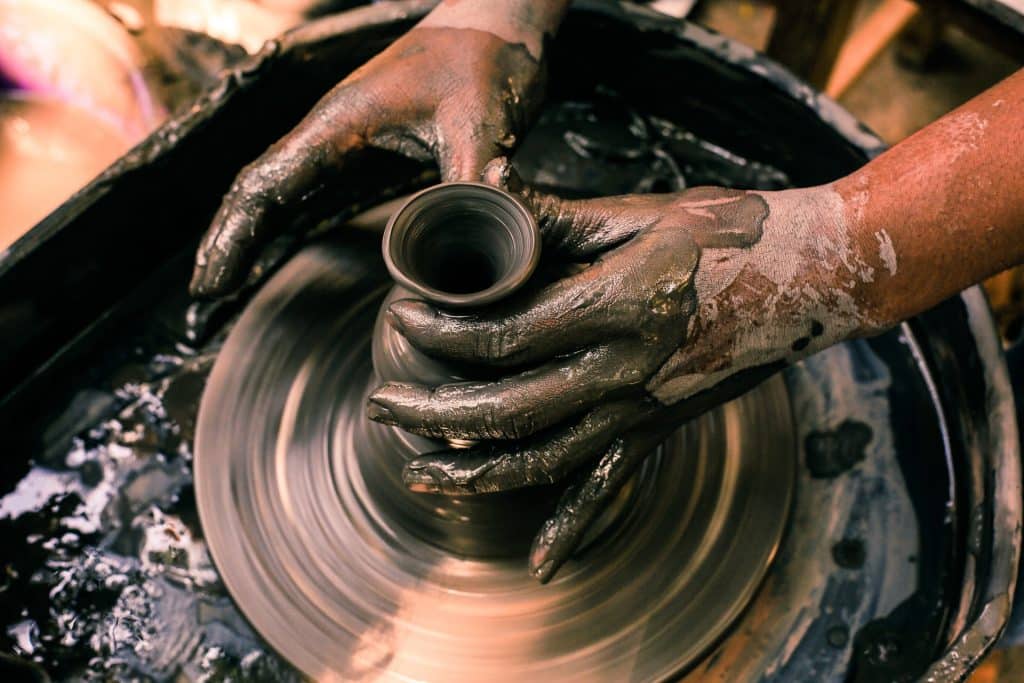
[832,538,867,569]
[805,419,873,478]
[368,159,881,578]
[194,236,796,679]
[381,182,539,308]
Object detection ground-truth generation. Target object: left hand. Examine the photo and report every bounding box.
[368,160,886,581]
[189,10,551,297]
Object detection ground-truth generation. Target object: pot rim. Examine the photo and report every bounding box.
[381,181,540,308]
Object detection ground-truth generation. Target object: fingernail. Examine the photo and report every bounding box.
[530,542,552,577]
[189,270,208,297]
[384,307,406,335]
[531,558,556,584]
[366,398,397,425]
[388,300,434,331]
[481,157,508,188]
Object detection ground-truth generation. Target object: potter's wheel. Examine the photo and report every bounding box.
[195,234,796,681]
[1,3,1016,679]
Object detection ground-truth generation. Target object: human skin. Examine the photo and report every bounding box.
[369,69,1024,582]
[189,0,570,297]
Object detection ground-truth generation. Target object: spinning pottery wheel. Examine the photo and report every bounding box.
[188,4,1019,681]
[2,2,1018,681]
[195,229,795,680]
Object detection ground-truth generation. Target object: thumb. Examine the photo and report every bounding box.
[482,157,648,260]
[439,137,503,183]
[480,156,525,192]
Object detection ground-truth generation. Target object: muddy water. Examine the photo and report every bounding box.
[0,340,300,681]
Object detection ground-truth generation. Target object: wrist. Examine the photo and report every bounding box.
[418,1,568,60]
[688,185,867,349]
[826,170,908,334]
[648,185,880,404]
[761,185,887,340]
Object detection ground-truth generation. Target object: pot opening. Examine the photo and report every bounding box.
[383,183,539,307]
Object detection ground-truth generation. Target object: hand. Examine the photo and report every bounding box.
[368,159,888,581]
[190,10,553,297]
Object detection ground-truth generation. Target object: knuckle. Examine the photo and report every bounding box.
[231,165,274,208]
[468,321,518,362]
[480,407,504,440]
[507,412,536,440]
[489,324,523,362]
[483,403,534,440]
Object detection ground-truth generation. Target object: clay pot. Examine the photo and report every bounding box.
[374,182,539,387]
[363,182,557,557]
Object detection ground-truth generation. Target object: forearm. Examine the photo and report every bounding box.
[835,68,1024,329]
[418,0,571,60]
[648,71,1021,401]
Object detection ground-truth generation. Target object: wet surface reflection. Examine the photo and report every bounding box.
[0,342,299,680]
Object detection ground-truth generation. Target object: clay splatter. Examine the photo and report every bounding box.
[875,229,898,276]
[832,538,867,569]
[805,419,873,478]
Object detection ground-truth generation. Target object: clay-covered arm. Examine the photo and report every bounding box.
[368,70,1024,582]
[834,67,1024,330]
[646,68,1024,405]
[191,0,571,297]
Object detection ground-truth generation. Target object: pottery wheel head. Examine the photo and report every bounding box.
[195,238,796,682]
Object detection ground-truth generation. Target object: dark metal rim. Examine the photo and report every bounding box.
[916,289,1022,680]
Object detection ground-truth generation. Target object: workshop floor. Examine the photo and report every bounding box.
[692,1,1023,679]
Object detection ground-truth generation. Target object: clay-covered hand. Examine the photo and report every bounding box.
[368,160,891,581]
[190,2,562,297]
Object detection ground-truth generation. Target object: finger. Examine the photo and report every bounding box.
[482,157,669,260]
[386,260,636,367]
[525,366,785,582]
[402,399,656,494]
[488,157,766,255]
[367,341,642,440]
[190,135,332,297]
[529,426,666,583]
[190,97,367,297]
[439,133,503,183]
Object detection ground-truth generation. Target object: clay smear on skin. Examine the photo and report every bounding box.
[650,187,880,404]
[875,229,898,276]
[941,110,989,162]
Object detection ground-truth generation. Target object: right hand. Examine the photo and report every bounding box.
[189,21,548,297]
[369,161,886,581]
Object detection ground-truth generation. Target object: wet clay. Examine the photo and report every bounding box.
[806,420,873,478]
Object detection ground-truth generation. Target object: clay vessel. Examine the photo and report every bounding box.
[362,182,557,557]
